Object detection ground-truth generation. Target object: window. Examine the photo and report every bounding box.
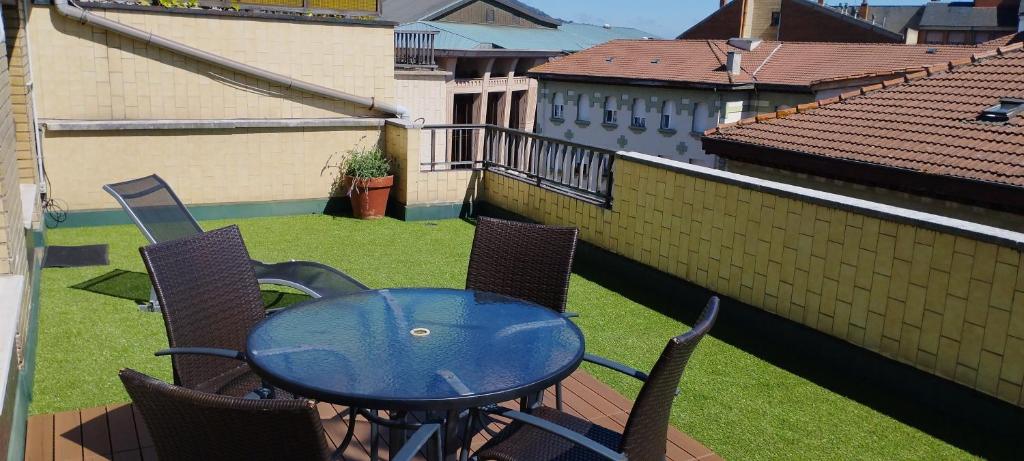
[576,94,591,122]
[770,11,781,27]
[630,98,647,129]
[974,32,990,44]
[691,102,710,133]
[660,100,676,130]
[947,31,967,45]
[924,31,945,44]
[603,96,618,124]
[551,92,565,120]
[485,8,496,23]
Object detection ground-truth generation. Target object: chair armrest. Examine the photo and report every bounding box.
[562,312,580,319]
[485,409,626,461]
[583,353,648,382]
[390,423,441,461]
[155,347,246,361]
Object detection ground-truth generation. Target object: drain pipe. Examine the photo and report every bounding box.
[52,0,409,118]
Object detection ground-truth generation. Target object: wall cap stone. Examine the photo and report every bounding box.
[616,151,1024,250]
[34,1,396,27]
[40,118,387,131]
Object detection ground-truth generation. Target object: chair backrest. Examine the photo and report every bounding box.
[120,368,328,461]
[466,217,579,313]
[104,175,203,244]
[619,297,720,460]
[139,225,267,393]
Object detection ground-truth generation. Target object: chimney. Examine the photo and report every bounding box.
[857,0,870,19]
[726,51,742,75]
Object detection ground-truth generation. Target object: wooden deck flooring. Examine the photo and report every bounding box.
[24,370,720,461]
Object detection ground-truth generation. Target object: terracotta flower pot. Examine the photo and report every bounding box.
[346,175,394,220]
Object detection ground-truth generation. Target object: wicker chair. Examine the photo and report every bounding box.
[467,216,579,314]
[106,174,367,311]
[139,225,275,398]
[474,297,720,461]
[120,369,439,461]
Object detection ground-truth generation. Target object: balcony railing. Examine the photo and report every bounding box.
[422,124,615,206]
[198,0,380,16]
[451,76,531,94]
[395,31,437,68]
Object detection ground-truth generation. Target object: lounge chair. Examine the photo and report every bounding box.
[104,174,368,310]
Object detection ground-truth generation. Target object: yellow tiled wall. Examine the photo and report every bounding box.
[0,25,28,276]
[41,127,381,210]
[483,155,1024,408]
[3,3,38,184]
[27,6,396,120]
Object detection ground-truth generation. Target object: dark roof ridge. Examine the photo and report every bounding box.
[706,41,1024,136]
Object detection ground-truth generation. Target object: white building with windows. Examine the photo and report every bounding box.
[529,38,1002,167]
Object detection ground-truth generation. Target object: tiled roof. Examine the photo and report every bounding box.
[529,39,1003,89]
[706,42,1024,189]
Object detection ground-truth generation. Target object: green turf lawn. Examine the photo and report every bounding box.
[33,215,988,460]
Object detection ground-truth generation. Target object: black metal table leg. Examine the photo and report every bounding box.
[443,409,461,461]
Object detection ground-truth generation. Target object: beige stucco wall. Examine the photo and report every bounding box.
[394,70,449,164]
[535,81,815,168]
[3,3,37,185]
[484,153,1024,409]
[41,126,381,211]
[744,0,782,40]
[27,5,396,120]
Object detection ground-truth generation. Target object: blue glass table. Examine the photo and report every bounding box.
[246,288,586,460]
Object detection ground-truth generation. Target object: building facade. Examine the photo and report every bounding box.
[530,38,996,167]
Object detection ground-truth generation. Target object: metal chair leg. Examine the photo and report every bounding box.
[370,410,381,461]
[555,383,564,411]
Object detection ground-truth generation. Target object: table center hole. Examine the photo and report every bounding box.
[410,327,431,337]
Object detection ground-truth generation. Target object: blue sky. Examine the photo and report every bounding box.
[521,0,952,39]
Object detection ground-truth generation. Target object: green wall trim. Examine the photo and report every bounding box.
[7,229,45,461]
[47,199,341,228]
[392,202,475,222]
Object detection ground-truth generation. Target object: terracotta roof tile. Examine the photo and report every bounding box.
[531,39,1005,89]
[707,49,1024,188]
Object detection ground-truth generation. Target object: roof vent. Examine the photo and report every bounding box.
[651,58,661,64]
[926,48,938,54]
[727,37,762,51]
[606,57,614,63]
[726,51,743,75]
[979,98,1024,123]
[603,23,612,29]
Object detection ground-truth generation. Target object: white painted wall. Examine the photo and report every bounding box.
[534,81,817,168]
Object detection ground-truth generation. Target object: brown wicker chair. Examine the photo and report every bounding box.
[139,225,273,398]
[467,216,579,314]
[467,216,579,410]
[474,297,720,461]
[120,369,439,461]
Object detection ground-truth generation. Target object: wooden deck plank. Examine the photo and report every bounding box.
[52,410,83,461]
[25,414,54,461]
[25,371,714,461]
[80,406,112,460]
[104,405,139,455]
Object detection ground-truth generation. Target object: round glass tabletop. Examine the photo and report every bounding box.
[246,288,585,411]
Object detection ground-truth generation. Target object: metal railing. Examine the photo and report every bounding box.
[198,0,380,16]
[395,31,437,68]
[421,124,615,206]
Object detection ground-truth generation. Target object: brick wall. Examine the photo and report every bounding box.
[3,3,37,185]
[483,152,1024,409]
[27,5,396,121]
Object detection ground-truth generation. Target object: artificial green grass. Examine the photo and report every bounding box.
[33,215,985,460]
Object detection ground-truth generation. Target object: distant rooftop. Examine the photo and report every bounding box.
[398,21,655,54]
[380,0,561,26]
[529,38,1008,91]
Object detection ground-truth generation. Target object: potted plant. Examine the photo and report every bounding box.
[340,146,394,220]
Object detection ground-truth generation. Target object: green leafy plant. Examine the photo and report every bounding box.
[342,146,391,181]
